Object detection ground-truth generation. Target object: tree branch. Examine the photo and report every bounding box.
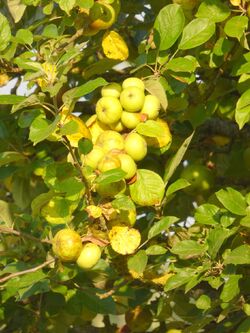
[0,226,52,244]
[0,258,55,284]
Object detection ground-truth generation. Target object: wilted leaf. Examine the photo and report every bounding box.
[102,31,129,61]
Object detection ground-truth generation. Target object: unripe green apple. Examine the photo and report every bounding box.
[52,229,83,262]
[120,87,145,112]
[109,120,125,132]
[101,82,122,98]
[96,179,126,197]
[181,164,214,194]
[141,94,160,120]
[124,133,147,161]
[98,154,121,172]
[76,243,101,269]
[96,96,122,124]
[96,130,124,152]
[122,77,145,91]
[166,329,182,333]
[82,145,105,169]
[121,111,146,129]
[86,114,110,144]
[117,153,137,179]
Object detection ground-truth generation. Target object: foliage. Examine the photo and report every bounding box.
[0,0,250,332]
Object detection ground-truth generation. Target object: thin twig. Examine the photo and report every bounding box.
[81,235,109,247]
[0,258,55,284]
[0,226,52,244]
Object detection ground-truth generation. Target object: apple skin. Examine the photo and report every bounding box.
[82,146,105,169]
[180,164,214,194]
[141,94,160,120]
[76,243,101,269]
[101,82,122,98]
[96,130,124,152]
[109,120,125,132]
[117,153,137,179]
[96,96,122,125]
[122,77,145,91]
[124,133,147,161]
[52,229,83,262]
[86,115,110,144]
[120,87,145,113]
[121,111,144,129]
[97,154,121,172]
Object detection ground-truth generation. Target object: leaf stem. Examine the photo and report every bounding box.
[0,226,51,244]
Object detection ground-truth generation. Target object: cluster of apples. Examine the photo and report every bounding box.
[53,229,101,269]
[83,77,161,181]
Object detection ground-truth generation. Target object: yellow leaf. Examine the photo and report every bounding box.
[109,226,141,255]
[102,30,129,61]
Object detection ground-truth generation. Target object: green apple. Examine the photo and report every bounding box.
[96,179,126,197]
[117,153,137,179]
[180,164,214,194]
[109,120,125,132]
[76,243,101,269]
[86,114,110,144]
[120,87,145,112]
[52,229,83,262]
[98,154,121,172]
[96,130,124,152]
[122,77,145,90]
[124,133,147,161]
[96,96,122,124]
[141,94,160,120]
[101,82,122,98]
[121,111,146,129]
[82,145,105,169]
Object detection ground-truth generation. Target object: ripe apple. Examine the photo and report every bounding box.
[180,164,214,194]
[82,145,105,169]
[96,179,126,197]
[122,77,145,91]
[121,111,145,129]
[120,87,145,113]
[76,243,101,269]
[109,120,125,132]
[96,130,124,152]
[124,133,147,161]
[117,153,137,179]
[52,229,83,262]
[141,94,160,120]
[96,96,122,125]
[86,114,110,144]
[101,82,122,98]
[97,154,121,172]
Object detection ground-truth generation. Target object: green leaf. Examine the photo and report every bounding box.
[0,200,13,227]
[195,204,220,225]
[144,77,168,110]
[78,138,93,155]
[216,187,247,216]
[165,57,197,73]
[166,178,190,197]
[76,0,94,8]
[112,195,135,211]
[235,89,250,129]
[196,0,230,23]
[154,4,185,51]
[62,78,107,104]
[220,274,242,302]
[224,245,250,265]
[0,151,26,166]
[18,279,50,300]
[127,250,148,275]
[54,177,85,201]
[0,95,26,105]
[0,13,11,52]
[83,59,120,80]
[148,216,179,239]
[60,120,79,135]
[196,295,211,310]
[179,18,215,50]
[31,191,55,217]
[95,168,126,185]
[164,131,194,185]
[171,240,207,259]
[240,216,250,228]
[145,245,167,255]
[136,120,166,138]
[15,29,33,45]
[57,0,76,15]
[207,227,237,259]
[129,169,165,206]
[11,94,42,113]
[18,109,43,128]
[42,24,58,38]
[164,269,195,292]
[236,318,250,333]
[224,16,248,40]
[7,0,26,23]
[29,114,61,145]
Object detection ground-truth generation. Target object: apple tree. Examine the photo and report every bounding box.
[1,0,250,332]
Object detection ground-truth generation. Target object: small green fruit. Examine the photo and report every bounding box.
[181,164,214,194]
[76,243,101,269]
[96,96,122,125]
[98,154,121,172]
[53,229,82,262]
[82,146,105,169]
[118,153,137,179]
[101,82,122,98]
[141,94,160,120]
[122,77,145,90]
[96,130,124,152]
[120,86,145,112]
[124,132,147,161]
[121,111,142,129]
